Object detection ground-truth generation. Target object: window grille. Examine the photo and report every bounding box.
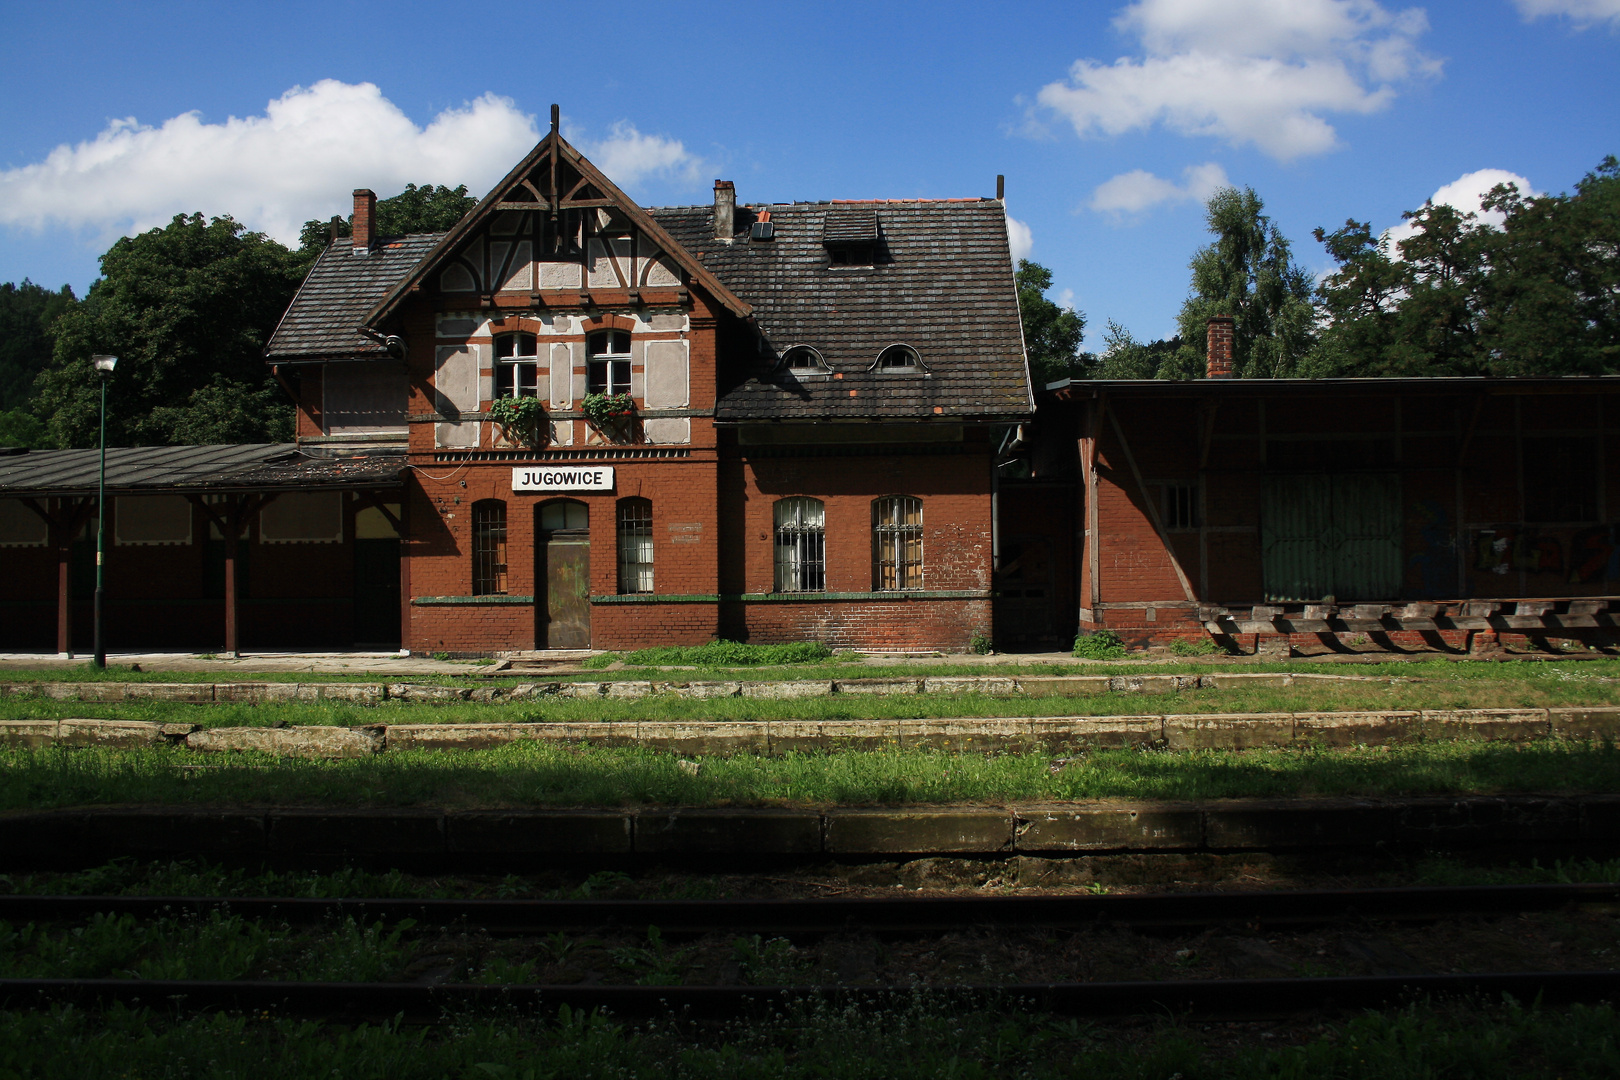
[617,498,654,594]
[774,497,826,592]
[587,330,633,395]
[875,345,920,371]
[873,495,923,590]
[472,500,508,595]
[1163,484,1198,530]
[494,332,542,398]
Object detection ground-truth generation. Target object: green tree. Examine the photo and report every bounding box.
[1176,186,1318,378]
[1014,259,1086,387]
[0,279,77,414]
[298,182,478,258]
[33,213,304,448]
[1093,320,1188,379]
[1313,156,1620,376]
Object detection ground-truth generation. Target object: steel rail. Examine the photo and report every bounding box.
[2,883,1616,935]
[3,971,1618,1023]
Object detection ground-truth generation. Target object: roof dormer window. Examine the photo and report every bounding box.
[782,346,828,374]
[875,344,921,372]
[823,207,879,267]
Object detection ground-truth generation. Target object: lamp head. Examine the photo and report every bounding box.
[92,354,118,377]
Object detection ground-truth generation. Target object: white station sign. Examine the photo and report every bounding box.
[512,466,615,492]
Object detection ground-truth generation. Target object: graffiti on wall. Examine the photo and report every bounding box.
[1475,526,1620,583]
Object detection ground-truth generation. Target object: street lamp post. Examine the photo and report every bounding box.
[91,354,118,669]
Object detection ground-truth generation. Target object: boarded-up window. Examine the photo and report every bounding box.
[323,362,406,432]
[1262,473,1401,602]
[0,499,47,547]
[259,492,343,544]
[873,495,923,590]
[115,496,192,545]
[354,504,400,539]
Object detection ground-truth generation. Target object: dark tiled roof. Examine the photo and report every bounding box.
[822,207,878,244]
[266,234,444,361]
[650,200,1031,422]
[0,445,404,496]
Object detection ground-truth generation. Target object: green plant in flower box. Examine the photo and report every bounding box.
[487,395,546,448]
[582,392,636,439]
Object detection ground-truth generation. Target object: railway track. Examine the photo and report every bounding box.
[2,882,1616,935]
[3,883,1616,1022]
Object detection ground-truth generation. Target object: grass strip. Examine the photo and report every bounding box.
[0,995,1615,1078]
[2,675,1617,728]
[2,656,1618,685]
[6,739,1620,810]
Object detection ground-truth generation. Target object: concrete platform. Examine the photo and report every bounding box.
[5,795,1618,867]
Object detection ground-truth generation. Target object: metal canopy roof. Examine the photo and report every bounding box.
[1047,375,1620,398]
[0,445,405,498]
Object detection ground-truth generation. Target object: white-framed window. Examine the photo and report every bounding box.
[587,330,632,395]
[774,497,825,592]
[873,495,923,590]
[783,346,827,373]
[494,332,542,398]
[617,497,654,594]
[875,344,920,372]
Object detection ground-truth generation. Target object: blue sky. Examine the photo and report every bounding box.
[1,0,1617,345]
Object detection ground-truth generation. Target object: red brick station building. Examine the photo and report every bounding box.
[2,120,1616,657]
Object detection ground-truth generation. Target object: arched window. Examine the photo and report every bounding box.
[617,498,654,594]
[783,346,826,373]
[774,497,825,592]
[875,344,921,371]
[494,332,541,398]
[873,495,922,590]
[472,500,508,595]
[538,499,589,531]
[587,330,632,396]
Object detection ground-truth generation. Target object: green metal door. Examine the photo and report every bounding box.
[1262,473,1401,602]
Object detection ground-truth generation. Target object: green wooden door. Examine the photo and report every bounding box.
[1262,473,1401,602]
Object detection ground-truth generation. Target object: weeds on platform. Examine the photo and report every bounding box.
[6,738,1620,811]
[0,994,1617,1079]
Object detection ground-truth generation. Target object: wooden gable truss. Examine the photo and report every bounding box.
[365,107,751,325]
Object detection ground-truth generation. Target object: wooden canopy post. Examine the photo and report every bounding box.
[21,497,94,658]
[187,493,276,659]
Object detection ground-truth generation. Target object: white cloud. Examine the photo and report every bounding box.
[1006,215,1034,262]
[1090,161,1229,216]
[1036,0,1441,161]
[0,80,706,247]
[1384,167,1537,248]
[577,121,706,189]
[1513,0,1620,29]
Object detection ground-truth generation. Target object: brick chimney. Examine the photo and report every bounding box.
[1206,315,1235,379]
[713,180,735,240]
[352,189,377,254]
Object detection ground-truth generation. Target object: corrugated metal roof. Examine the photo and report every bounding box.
[0,445,405,497]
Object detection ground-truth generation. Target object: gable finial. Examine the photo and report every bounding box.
[550,104,559,138]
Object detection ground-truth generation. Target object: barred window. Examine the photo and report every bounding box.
[617,497,654,594]
[1162,483,1199,530]
[873,495,923,590]
[494,332,541,399]
[774,497,825,592]
[472,500,507,595]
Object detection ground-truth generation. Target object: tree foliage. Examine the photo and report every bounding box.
[298,183,478,258]
[1094,321,1188,379]
[0,279,78,447]
[1014,259,1086,387]
[1175,186,1318,378]
[33,214,305,448]
[1314,156,1620,376]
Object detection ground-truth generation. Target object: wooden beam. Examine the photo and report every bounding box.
[1109,409,1197,603]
